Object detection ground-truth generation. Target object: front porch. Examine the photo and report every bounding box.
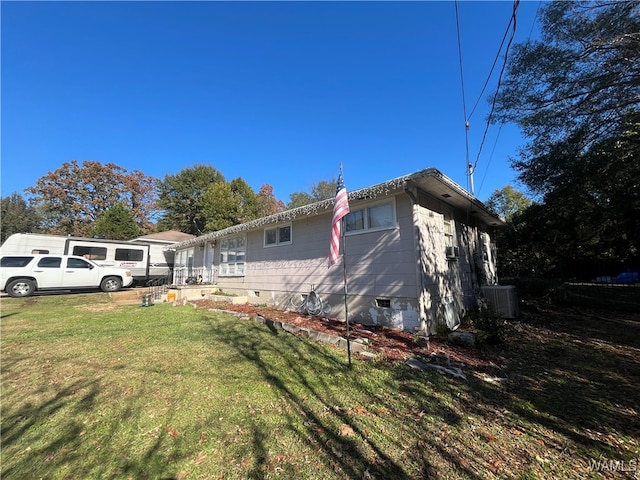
[172,266,215,286]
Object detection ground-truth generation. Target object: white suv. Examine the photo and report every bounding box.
[1,254,134,298]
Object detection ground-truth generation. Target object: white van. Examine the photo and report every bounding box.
[1,254,134,297]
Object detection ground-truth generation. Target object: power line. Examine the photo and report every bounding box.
[477,122,504,196]
[476,1,543,198]
[455,0,521,196]
[467,6,519,122]
[472,0,520,176]
[453,0,472,194]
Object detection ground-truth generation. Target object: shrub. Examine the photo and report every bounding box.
[468,300,505,345]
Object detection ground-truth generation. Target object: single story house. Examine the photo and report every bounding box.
[169,168,505,334]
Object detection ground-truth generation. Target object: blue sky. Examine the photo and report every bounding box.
[2,1,542,205]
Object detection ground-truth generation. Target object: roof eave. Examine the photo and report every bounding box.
[171,167,504,250]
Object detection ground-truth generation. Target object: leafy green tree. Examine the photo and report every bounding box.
[496,202,554,278]
[493,119,640,279]
[89,203,140,240]
[494,1,640,166]
[157,164,226,235]
[310,179,337,202]
[202,182,242,232]
[486,186,535,277]
[25,160,158,237]
[1,192,42,242]
[229,177,260,222]
[490,1,640,275]
[287,192,314,209]
[121,170,160,234]
[546,118,640,262]
[287,178,337,209]
[485,185,532,222]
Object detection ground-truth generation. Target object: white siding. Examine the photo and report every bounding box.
[174,187,501,332]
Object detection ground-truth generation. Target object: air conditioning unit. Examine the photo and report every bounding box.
[445,246,459,259]
[481,285,519,318]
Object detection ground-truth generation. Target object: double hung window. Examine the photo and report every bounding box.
[219,236,246,276]
[444,215,459,258]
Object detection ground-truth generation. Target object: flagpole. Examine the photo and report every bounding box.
[340,216,352,367]
[329,163,351,368]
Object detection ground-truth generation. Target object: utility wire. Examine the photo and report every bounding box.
[467,9,517,122]
[477,0,543,197]
[478,122,504,195]
[472,0,520,176]
[455,0,520,196]
[453,0,472,194]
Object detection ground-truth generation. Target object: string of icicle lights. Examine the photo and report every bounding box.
[170,171,428,250]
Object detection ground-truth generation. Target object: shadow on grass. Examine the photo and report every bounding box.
[201,314,412,479]
[3,302,637,479]
[498,312,640,456]
[1,377,101,479]
[454,309,639,469]
[200,311,536,479]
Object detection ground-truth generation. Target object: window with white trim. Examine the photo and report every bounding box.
[345,200,396,233]
[444,215,459,259]
[219,236,246,276]
[264,224,292,247]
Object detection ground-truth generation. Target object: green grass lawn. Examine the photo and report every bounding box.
[1,294,638,479]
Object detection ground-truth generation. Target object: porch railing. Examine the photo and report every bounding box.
[172,267,216,286]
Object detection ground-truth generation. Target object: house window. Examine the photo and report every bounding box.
[175,249,191,269]
[444,215,459,259]
[345,200,396,233]
[264,224,292,247]
[219,236,246,277]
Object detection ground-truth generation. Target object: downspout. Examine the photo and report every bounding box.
[403,182,429,336]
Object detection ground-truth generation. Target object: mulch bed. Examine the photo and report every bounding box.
[190,299,502,369]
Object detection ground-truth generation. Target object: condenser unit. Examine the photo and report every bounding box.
[480,285,519,318]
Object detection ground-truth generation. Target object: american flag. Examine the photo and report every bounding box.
[329,168,350,266]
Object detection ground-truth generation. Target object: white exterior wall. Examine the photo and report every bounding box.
[414,191,500,333]
[172,188,500,333]
[416,199,455,333]
[210,194,420,329]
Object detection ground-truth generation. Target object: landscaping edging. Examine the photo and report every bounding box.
[201,305,494,376]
